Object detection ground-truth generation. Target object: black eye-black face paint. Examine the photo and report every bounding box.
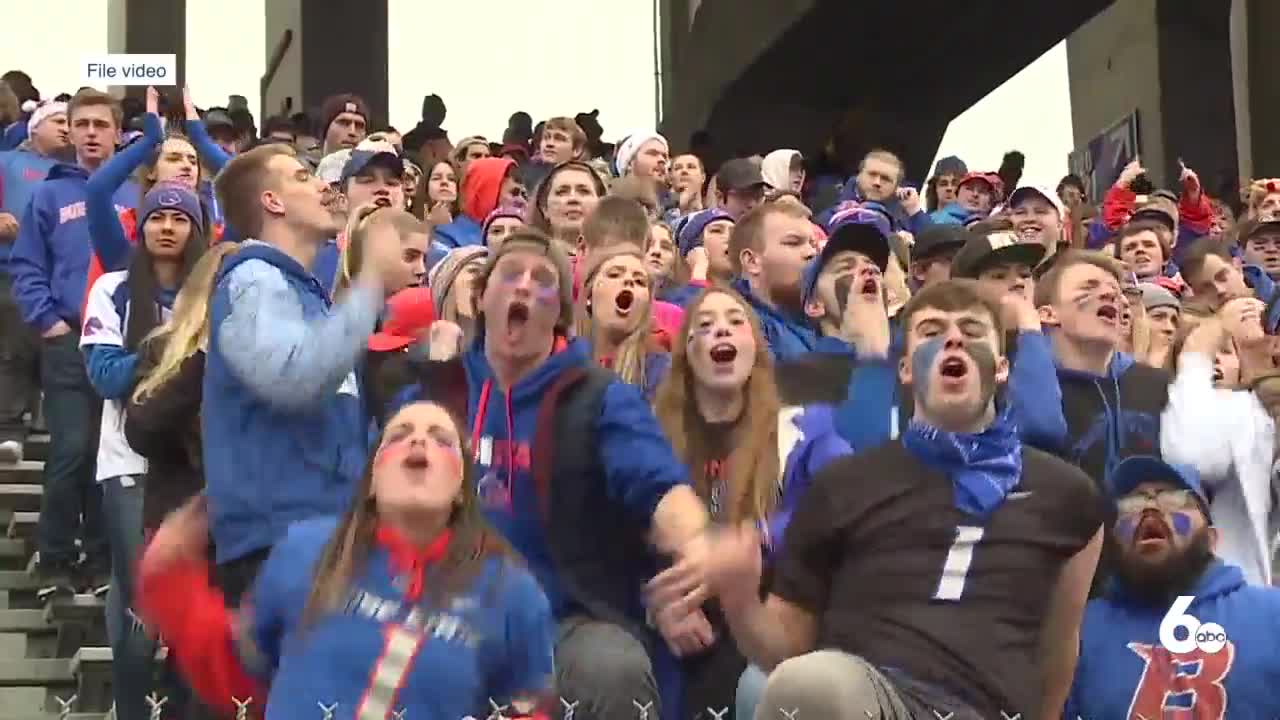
[963,340,998,404]
[833,275,854,318]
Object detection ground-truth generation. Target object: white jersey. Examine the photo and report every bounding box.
[80,270,172,482]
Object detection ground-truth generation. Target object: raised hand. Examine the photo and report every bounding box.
[183,86,199,121]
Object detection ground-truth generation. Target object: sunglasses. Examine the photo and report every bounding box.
[1116,488,1198,515]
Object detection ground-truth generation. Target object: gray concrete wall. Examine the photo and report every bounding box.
[1067,0,1165,184]
[263,0,303,122]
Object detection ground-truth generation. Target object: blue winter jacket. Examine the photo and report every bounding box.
[202,242,381,563]
[429,217,484,269]
[9,162,137,332]
[929,201,980,226]
[812,180,931,235]
[1065,560,1280,720]
[731,277,818,362]
[0,144,58,262]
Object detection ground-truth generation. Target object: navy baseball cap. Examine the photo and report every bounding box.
[802,205,892,305]
[340,139,405,185]
[677,208,734,258]
[1110,456,1211,519]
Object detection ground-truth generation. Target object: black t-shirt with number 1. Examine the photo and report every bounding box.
[772,439,1103,718]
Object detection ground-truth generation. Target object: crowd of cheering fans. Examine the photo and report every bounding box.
[2,66,1280,719]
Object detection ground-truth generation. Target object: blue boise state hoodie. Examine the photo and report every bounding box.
[731,277,818,362]
[9,163,137,331]
[203,243,373,564]
[0,145,59,260]
[1065,560,1280,720]
[461,337,688,620]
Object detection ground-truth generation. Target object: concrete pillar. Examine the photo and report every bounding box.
[1232,0,1280,180]
[1069,0,1239,192]
[106,0,185,99]
[263,0,388,129]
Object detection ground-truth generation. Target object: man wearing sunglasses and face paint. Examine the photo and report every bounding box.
[690,280,1103,720]
[1065,455,1280,720]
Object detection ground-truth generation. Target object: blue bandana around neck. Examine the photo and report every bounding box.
[901,408,1023,519]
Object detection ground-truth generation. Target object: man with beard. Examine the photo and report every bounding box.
[656,280,1103,720]
[1065,456,1280,719]
[729,201,819,360]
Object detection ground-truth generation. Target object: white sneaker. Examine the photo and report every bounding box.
[0,440,22,464]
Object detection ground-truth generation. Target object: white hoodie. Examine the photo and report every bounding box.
[1162,352,1280,585]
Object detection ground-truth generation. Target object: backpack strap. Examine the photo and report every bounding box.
[530,366,589,522]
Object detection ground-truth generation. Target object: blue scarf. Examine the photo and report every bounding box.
[901,408,1022,519]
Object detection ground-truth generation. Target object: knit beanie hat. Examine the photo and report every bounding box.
[1139,282,1180,313]
[932,155,968,178]
[27,100,67,136]
[319,94,369,137]
[614,131,669,177]
[482,206,526,240]
[138,182,204,235]
[676,208,733,258]
[428,246,490,317]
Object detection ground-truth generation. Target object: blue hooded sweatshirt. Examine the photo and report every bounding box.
[1065,560,1280,720]
[731,277,818,361]
[9,162,137,332]
[929,201,980,226]
[429,217,484,269]
[0,144,59,261]
[1056,351,1167,491]
[460,337,689,619]
[203,241,381,564]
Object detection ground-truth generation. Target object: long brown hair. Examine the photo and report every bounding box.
[653,287,781,523]
[302,402,514,626]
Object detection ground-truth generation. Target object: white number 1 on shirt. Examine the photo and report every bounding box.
[934,526,984,601]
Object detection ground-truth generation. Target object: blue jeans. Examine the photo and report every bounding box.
[103,476,153,720]
[37,332,104,565]
[735,664,767,720]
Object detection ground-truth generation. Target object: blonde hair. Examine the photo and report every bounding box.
[132,243,241,404]
[334,204,425,299]
[575,246,655,391]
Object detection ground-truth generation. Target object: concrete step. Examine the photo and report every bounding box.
[0,570,40,592]
[45,595,106,625]
[0,658,74,687]
[7,512,38,541]
[0,609,55,634]
[0,462,43,485]
[0,485,42,514]
[0,715,106,720]
[0,538,31,572]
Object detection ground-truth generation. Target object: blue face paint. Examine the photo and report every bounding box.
[1115,514,1139,544]
[1169,511,1193,536]
[911,336,945,399]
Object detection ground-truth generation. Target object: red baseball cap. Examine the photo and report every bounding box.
[368,287,436,352]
